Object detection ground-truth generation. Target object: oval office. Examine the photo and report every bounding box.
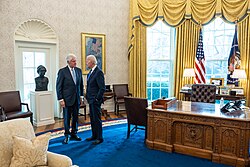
[1,1,250,167]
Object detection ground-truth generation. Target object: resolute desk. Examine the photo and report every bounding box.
[146,101,250,167]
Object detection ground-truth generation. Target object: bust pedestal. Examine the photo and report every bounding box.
[30,91,55,127]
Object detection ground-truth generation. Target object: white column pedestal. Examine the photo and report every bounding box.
[30,91,55,127]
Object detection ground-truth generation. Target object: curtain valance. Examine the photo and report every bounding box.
[131,0,249,26]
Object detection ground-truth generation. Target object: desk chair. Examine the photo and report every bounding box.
[124,96,148,140]
[191,84,216,103]
[113,84,132,115]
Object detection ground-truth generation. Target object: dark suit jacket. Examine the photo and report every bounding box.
[56,66,84,106]
[86,66,105,104]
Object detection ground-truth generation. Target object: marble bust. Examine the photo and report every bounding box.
[35,65,49,91]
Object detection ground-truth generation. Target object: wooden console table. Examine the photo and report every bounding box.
[146,101,250,167]
[180,91,245,101]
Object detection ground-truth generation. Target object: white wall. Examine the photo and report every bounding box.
[0,0,129,91]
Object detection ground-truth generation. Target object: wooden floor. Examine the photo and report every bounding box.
[34,111,127,134]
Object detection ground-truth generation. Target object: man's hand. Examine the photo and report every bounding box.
[60,100,65,108]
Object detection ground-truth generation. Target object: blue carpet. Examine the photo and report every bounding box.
[48,123,232,167]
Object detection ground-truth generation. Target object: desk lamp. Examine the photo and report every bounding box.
[231,69,247,87]
[183,68,195,87]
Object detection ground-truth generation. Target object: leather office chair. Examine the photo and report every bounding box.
[113,84,132,115]
[191,84,216,103]
[124,96,148,140]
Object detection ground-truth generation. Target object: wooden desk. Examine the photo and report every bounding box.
[146,101,250,167]
[180,91,245,101]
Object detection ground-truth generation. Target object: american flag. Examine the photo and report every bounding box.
[227,26,240,86]
[194,29,206,84]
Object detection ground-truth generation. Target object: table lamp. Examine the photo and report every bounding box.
[231,69,247,87]
[183,68,195,86]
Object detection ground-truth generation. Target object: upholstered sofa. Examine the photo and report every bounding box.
[0,118,73,167]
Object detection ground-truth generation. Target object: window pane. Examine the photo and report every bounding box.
[23,52,34,67]
[35,52,46,68]
[23,68,35,84]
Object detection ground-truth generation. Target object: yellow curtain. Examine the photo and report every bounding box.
[238,14,250,106]
[128,20,147,98]
[174,20,200,99]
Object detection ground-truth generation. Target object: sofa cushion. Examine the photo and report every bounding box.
[10,132,51,167]
[0,118,35,167]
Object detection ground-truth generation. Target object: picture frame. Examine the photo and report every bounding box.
[230,87,244,95]
[210,78,224,86]
[81,33,106,74]
[220,86,230,95]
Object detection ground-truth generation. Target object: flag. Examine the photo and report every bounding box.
[227,26,240,86]
[194,29,206,84]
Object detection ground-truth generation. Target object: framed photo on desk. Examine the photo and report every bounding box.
[230,87,244,95]
[220,86,230,95]
[210,78,224,86]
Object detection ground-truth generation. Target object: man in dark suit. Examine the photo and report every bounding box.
[56,53,84,144]
[85,55,105,145]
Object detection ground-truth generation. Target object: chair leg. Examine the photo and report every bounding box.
[127,123,130,139]
[30,116,33,125]
[114,103,117,115]
[84,107,87,120]
[117,104,119,115]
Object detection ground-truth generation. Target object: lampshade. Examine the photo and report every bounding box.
[231,69,247,79]
[183,68,195,77]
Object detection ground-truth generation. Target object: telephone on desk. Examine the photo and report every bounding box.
[221,100,244,113]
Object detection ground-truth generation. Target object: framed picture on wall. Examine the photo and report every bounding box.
[81,33,106,74]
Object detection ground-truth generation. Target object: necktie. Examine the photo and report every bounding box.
[87,69,92,80]
[72,68,76,84]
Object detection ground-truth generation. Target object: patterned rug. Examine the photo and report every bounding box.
[37,118,127,139]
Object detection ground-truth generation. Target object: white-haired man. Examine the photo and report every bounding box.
[85,55,105,144]
[56,53,84,144]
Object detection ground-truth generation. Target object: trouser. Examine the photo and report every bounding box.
[89,102,103,140]
[63,100,79,136]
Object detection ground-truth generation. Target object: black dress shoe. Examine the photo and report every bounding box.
[86,137,96,141]
[70,134,82,141]
[92,139,104,145]
[62,136,70,144]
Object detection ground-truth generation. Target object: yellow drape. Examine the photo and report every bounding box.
[174,20,200,99]
[238,14,250,106]
[128,20,147,98]
[129,0,250,103]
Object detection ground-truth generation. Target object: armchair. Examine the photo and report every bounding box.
[0,118,72,167]
[0,91,33,123]
[124,96,148,139]
[191,84,216,103]
[113,84,132,115]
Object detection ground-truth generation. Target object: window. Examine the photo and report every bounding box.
[203,18,235,84]
[22,50,47,103]
[147,21,175,102]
